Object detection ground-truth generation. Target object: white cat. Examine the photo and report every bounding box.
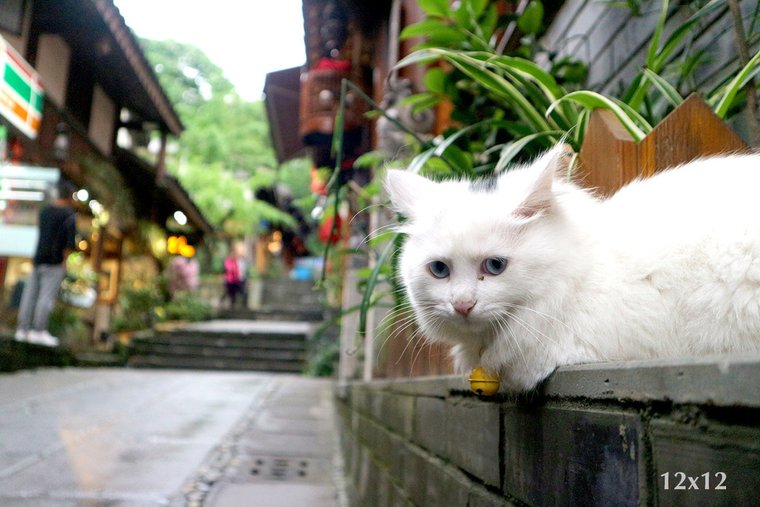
[385,145,760,392]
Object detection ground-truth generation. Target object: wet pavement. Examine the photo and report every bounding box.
[0,368,341,506]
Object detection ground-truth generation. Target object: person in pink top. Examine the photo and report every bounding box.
[222,252,241,308]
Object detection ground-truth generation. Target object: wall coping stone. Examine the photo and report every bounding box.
[341,352,760,407]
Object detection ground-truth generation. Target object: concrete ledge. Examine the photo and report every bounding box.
[542,353,760,407]
[341,353,760,407]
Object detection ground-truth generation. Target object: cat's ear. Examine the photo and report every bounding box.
[385,170,435,219]
[513,144,573,220]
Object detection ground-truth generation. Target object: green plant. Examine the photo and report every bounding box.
[397,0,759,166]
[48,304,90,350]
[398,0,589,175]
[303,341,340,377]
[327,0,760,357]
[159,292,212,322]
[111,284,164,331]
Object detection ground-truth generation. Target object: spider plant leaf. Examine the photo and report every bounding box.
[713,49,760,119]
[550,91,647,141]
[494,130,564,173]
[646,0,669,69]
[358,238,396,337]
[629,0,723,110]
[653,0,724,71]
[400,19,448,40]
[408,146,437,174]
[394,49,440,69]
[642,68,684,108]
[441,51,551,131]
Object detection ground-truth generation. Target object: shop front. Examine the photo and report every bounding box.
[0,164,60,311]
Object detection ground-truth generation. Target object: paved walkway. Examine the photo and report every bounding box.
[0,368,342,506]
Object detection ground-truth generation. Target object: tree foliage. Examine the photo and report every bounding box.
[139,38,298,235]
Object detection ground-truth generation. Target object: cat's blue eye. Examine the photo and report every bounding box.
[427,260,450,279]
[482,257,507,276]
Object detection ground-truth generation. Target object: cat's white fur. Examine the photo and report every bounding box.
[386,146,760,391]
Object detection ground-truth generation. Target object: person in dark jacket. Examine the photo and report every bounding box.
[15,179,77,347]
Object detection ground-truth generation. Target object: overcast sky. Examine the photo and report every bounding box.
[114,0,306,101]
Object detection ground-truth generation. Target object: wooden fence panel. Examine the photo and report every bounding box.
[579,93,748,196]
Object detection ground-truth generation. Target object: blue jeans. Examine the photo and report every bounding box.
[16,264,66,332]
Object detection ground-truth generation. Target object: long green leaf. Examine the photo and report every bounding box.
[486,54,578,128]
[612,97,653,133]
[408,146,437,174]
[494,131,564,173]
[573,108,590,148]
[395,49,441,69]
[550,91,647,141]
[408,120,490,174]
[400,19,448,40]
[653,0,724,71]
[358,238,397,337]
[444,52,551,131]
[642,68,684,108]
[487,55,565,102]
[629,0,724,110]
[401,48,551,131]
[713,49,760,118]
[646,0,670,69]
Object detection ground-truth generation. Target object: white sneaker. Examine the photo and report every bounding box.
[27,330,60,347]
[14,329,28,342]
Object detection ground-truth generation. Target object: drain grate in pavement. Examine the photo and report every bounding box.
[245,456,313,482]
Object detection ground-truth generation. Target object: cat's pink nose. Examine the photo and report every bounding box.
[453,301,476,317]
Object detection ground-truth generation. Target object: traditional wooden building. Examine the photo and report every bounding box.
[0,0,212,337]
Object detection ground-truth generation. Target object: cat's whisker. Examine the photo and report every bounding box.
[503,303,571,330]
[411,320,444,376]
[502,303,605,358]
[377,310,425,353]
[351,202,385,222]
[395,322,428,366]
[495,314,530,373]
[357,222,400,248]
[502,310,558,349]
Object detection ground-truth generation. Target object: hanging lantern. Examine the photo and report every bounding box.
[318,213,342,244]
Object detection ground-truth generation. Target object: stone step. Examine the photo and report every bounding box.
[127,320,313,373]
[131,341,306,362]
[148,333,308,349]
[127,354,305,373]
[217,306,325,322]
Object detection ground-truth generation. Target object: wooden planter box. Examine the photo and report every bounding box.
[579,93,748,196]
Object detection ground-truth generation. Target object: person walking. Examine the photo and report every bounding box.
[222,250,241,309]
[15,179,78,347]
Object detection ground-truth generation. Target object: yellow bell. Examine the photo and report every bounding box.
[468,367,500,396]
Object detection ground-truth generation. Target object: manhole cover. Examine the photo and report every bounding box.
[244,456,314,482]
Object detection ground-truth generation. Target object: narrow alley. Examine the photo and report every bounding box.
[0,368,342,506]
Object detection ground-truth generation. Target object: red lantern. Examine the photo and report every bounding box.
[318,213,342,244]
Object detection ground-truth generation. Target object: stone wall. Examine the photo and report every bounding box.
[336,353,760,506]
